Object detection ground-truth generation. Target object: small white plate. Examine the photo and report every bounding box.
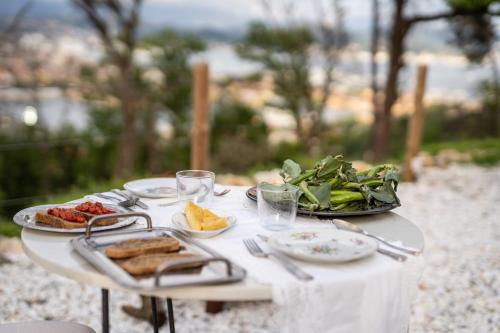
[171,210,236,238]
[124,178,177,198]
[267,228,378,263]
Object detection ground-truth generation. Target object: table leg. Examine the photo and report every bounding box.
[150,297,159,333]
[101,289,110,333]
[166,298,175,333]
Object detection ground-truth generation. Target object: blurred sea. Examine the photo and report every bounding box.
[0,44,493,132]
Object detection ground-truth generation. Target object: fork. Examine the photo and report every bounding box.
[112,189,149,209]
[89,193,136,212]
[243,239,313,281]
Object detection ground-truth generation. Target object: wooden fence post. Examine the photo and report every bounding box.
[191,63,210,170]
[403,64,428,181]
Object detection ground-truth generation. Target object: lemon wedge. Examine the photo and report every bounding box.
[185,202,228,231]
[184,201,203,230]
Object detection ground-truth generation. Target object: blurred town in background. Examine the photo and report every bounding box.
[1,0,500,235]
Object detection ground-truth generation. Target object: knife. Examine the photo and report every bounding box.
[332,219,421,256]
[112,189,149,209]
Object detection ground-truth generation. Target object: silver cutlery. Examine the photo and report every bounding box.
[243,238,313,281]
[92,193,121,202]
[214,189,231,196]
[116,198,139,211]
[112,189,149,209]
[89,193,136,211]
[332,219,421,256]
[377,247,407,261]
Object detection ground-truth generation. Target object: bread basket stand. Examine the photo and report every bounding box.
[71,212,246,333]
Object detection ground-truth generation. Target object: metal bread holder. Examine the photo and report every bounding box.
[72,212,245,290]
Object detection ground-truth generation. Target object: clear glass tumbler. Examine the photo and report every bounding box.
[176,170,215,204]
[257,183,299,231]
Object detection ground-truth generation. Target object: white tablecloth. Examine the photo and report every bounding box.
[89,185,424,333]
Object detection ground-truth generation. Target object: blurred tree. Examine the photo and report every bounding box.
[141,29,206,173]
[373,0,500,161]
[72,0,143,178]
[237,22,313,144]
[237,0,348,151]
[211,99,270,172]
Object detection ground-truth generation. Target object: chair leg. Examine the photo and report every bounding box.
[102,289,110,333]
[151,297,159,333]
[166,298,175,333]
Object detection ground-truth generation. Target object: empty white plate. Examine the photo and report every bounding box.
[267,228,378,263]
[171,210,236,239]
[124,178,177,198]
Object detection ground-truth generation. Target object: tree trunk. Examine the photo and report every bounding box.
[370,0,381,160]
[373,0,410,161]
[114,69,137,179]
[145,104,159,174]
[488,52,500,136]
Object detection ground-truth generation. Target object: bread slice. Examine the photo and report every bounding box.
[35,211,88,229]
[35,211,117,229]
[79,212,118,226]
[105,236,180,259]
[120,253,202,276]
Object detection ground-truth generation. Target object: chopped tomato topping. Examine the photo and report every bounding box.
[75,201,115,214]
[47,208,86,223]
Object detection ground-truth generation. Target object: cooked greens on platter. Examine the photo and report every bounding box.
[279,155,400,212]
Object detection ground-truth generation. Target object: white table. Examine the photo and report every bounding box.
[21,185,425,332]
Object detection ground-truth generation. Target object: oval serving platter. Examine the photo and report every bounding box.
[13,203,137,233]
[245,186,398,217]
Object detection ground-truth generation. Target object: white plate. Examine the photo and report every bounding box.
[124,178,177,198]
[267,228,378,263]
[13,203,137,234]
[171,210,236,239]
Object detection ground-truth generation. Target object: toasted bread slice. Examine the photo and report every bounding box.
[120,253,202,276]
[35,211,87,229]
[105,236,180,259]
[79,212,118,226]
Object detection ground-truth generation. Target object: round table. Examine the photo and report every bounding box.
[20,186,425,332]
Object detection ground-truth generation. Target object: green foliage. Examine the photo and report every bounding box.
[237,22,314,124]
[446,0,499,62]
[0,219,21,238]
[142,28,206,116]
[447,0,499,11]
[423,138,500,165]
[210,100,270,172]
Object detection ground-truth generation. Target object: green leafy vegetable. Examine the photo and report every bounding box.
[280,155,400,212]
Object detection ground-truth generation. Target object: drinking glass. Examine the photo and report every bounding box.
[257,183,299,231]
[176,170,215,204]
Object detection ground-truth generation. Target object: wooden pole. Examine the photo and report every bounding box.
[403,64,428,182]
[191,63,210,170]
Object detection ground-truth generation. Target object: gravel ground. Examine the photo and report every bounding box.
[0,165,499,332]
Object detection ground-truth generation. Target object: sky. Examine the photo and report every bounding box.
[0,0,449,32]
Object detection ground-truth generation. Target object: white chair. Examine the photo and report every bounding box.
[0,321,96,333]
